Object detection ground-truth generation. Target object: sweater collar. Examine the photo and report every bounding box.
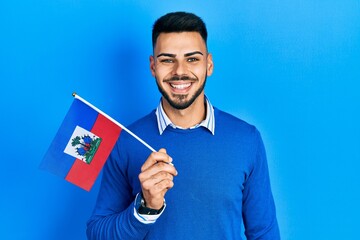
[155,96,215,135]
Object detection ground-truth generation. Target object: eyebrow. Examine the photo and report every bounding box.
[184,51,204,57]
[156,51,204,58]
[157,53,176,58]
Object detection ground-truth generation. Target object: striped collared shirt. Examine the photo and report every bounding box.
[155,96,215,135]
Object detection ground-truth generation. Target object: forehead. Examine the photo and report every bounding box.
[154,32,207,55]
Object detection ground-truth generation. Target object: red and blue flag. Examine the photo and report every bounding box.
[40,95,122,191]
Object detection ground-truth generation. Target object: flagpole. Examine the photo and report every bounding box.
[72,93,157,153]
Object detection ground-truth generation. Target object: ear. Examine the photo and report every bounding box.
[206,53,214,76]
[150,55,156,77]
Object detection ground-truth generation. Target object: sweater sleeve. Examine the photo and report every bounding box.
[242,129,280,240]
[86,137,153,239]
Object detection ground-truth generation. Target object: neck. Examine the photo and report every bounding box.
[162,94,206,129]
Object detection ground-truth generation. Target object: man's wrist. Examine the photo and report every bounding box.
[138,193,165,214]
[133,193,166,224]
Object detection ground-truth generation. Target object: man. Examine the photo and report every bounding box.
[87,11,280,239]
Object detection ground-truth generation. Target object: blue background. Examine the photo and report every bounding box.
[1,1,359,239]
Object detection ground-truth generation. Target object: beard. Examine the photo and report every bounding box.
[156,74,207,110]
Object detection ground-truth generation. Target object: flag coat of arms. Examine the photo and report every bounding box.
[40,95,122,191]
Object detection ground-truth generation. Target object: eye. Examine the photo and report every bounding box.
[160,59,174,63]
[187,57,199,62]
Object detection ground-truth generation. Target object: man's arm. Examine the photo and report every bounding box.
[86,141,150,239]
[86,140,176,239]
[242,129,280,239]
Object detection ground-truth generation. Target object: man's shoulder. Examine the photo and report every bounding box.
[215,107,255,128]
[214,107,259,137]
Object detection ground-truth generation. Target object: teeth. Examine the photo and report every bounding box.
[170,83,191,89]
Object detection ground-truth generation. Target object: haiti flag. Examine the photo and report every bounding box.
[40,94,122,191]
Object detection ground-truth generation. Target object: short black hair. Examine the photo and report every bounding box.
[152,11,208,49]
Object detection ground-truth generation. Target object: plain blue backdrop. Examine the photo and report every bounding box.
[1,1,359,239]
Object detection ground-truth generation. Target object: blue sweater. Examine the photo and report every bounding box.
[87,108,280,239]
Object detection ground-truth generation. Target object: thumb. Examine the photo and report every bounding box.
[158,148,167,154]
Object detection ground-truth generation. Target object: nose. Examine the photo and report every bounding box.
[173,61,186,76]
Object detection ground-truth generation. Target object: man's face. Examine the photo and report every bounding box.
[150,32,213,110]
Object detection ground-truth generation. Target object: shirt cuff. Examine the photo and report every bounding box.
[133,193,166,224]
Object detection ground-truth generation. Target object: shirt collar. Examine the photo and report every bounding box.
[155,96,215,135]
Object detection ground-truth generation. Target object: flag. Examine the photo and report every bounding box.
[40,95,122,191]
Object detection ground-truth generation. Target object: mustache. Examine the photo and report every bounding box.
[163,75,198,82]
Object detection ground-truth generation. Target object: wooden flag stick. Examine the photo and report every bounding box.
[72,92,157,153]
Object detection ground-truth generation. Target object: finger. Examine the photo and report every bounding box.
[139,162,177,181]
[141,162,177,178]
[141,149,173,171]
[141,171,174,189]
[144,178,175,195]
[154,179,174,192]
[158,148,167,154]
[159,148,174,166]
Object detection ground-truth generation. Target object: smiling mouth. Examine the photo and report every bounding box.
[169,82,192,90]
